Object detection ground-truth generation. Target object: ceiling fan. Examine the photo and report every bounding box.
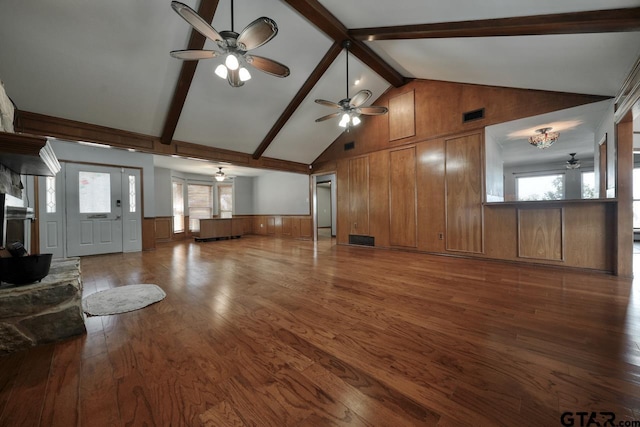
[170,0,290,87]
[566,153,581,169]
[315,41,388,131]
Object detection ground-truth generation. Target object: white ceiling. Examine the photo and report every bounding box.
[0,0,639,172]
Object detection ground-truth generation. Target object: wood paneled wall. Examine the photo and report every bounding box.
[314,79,607,165]
[389,147,417,247]
[348,157,369,235]
[445,133,483,253]
[317,77,617,272]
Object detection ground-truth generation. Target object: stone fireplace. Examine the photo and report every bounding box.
[0,257,85,355]
[0,130,82,355]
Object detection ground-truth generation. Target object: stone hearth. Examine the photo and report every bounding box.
[0,257,85,355]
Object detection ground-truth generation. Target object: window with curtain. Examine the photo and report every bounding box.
[218,185,233,218]
[188,184,213,232]
[172,181,184,233]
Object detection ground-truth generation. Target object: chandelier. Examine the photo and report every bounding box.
[528,127,559,149]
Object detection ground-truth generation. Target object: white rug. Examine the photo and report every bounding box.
[82,284,166,316]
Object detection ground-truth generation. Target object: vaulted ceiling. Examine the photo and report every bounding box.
[0,0,639,172]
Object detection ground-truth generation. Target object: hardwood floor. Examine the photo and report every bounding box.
[1,236,640,426]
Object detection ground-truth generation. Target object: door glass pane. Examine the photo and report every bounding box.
[129,175,136,213]
[46,176,56,213]
[79,171,111,213]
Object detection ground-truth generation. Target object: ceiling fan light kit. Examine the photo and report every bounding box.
[170,0,289,87]
[566,153,581,169]
[315,40,388,131]
[215,167,226,181]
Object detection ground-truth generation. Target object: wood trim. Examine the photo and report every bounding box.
[19,111,155,150]
[282,0,405,87]
[252,42,343,159]
[18,111,310,175]
[160,0,220,145]
[349,7,640,40]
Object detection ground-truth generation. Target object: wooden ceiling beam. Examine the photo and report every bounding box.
[252,42,343,160]
[160,0,219,145]
[282,0,406,87]
[349,7,640,41]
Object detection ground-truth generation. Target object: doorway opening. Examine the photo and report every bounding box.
[313,173,336,242]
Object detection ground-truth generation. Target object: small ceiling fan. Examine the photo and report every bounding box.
[170,0,290,87]
[315,41,388,131]
[566,153,581,169]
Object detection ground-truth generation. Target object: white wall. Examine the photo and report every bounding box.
[233,176,254,215]
[50,140,156,217]
[317,185,331,227]
[252,172,310,215]
[154,167,172,217]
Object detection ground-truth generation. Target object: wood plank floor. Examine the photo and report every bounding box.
[1,236,640,426]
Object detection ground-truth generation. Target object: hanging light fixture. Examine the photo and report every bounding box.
[215,167,226,181]
[566,153,581,169]
[528,127,559,149]
[313,40,388,131]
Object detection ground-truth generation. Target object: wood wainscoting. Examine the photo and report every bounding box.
[156,215,313,243]
[249,215,312,240]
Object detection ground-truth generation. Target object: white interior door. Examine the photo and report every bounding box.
[66,164,124,256]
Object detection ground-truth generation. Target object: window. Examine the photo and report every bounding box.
[188,184,213,232]
[516,174,564,201]
[218,185,233,218]
[172,181,184,233]
[45,176,56,213]
[79,171,111,213]
[633,168,640,229]
[581,171,596,199]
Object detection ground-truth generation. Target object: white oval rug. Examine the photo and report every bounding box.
[82,284,166,316]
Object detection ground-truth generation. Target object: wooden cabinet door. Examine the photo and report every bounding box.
[349,156,369,235]
[445,133,483,253]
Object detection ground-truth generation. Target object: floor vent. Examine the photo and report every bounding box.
[349,234,374,246]
[463,108,485,123]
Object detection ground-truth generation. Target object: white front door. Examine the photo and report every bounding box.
[65,164,141,257]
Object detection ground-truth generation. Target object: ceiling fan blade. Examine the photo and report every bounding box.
[227,67,245,88]
[315,112,341,122]
[315,99,342,108]
[350,90,372,108]
[357,106,389,115]
[247,55,290,78]
[171,1,222,42]
[237,17,278,51]
[170,50,218,60]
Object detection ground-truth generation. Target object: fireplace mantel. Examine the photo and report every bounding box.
[0,131,60,176]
